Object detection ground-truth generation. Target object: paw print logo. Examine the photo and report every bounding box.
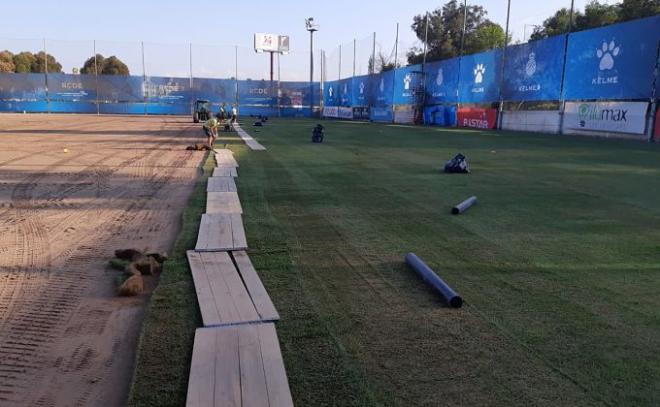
[525,53,536,77]
[473,63,486,84]
[403,74,412,90]
[597,40,620,71]
[436,68,443,86]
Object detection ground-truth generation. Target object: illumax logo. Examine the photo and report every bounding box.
[578,103,628,127]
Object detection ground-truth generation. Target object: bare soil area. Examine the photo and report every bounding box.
[0,114,204,406]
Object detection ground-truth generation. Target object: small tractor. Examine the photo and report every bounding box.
[193,99,211,123]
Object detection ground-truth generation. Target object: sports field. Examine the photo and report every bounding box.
[229,119,660,406]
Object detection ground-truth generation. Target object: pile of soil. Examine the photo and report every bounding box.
[113,249,168,296]
[186,144,212,151]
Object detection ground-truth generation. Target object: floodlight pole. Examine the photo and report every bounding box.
[94,40,99,115]
[497,0,511,130]
[307,18,318,113]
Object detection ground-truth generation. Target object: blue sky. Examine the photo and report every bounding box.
[0,0,589,79]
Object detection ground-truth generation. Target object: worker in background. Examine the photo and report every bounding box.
[231,105,238,124]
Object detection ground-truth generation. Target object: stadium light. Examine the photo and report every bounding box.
[306,18,319,111]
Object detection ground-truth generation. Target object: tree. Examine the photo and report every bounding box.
[470,21,506,51]
[101,56,129,75]
[31,51,62,73]
[407,0,506,64]
[13,52,36,73]
[575,1,619,30]
[531,0,660,41]
[368,52,396,73]
[80,54,105,75]
[617,0,660,21]
[0,50,15,73]
[80,54,129,75]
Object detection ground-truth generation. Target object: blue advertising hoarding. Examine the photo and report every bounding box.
[324,80,339,106]
[97,75,144,102]
[0,73,46,100]
[47,73,97,101]
[502,35,566,101]
[367,70,394,107]
[192,78,235,104]
[458,48,502,103]
[238,79,276,106]
[425,57,460,104]
[336,78,352,107]
[279,81,317,107]
[351,75,369,106]
[393,64,423,105]
[143,76,190,104]
[563,15,660,100]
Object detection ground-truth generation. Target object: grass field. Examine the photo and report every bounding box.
[131,118,660,406]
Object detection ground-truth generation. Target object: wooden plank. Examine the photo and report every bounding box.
[185,328,217,407]
[216,155,239,168]
[239,325,269,407]
[231,251,280,322]
[258,324,294,407]
[187,251,222,325]
[207,176,237,193]
[207,192,243,214]
[213,328,241,406]
[213,167,238,177]
[187,251,260,326]
[195,214,247,251]
[230,214,248,250]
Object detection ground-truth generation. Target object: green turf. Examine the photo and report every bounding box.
[127,150,213,407]
[234,119,660,406]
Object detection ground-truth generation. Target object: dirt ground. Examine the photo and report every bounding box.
[0,114,204,406]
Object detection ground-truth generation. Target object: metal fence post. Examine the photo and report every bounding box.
[392,23,399,123]
[235,45,239,107]
[94,40,99,115]
[141,41,146,115]
[353,39,356,78]
[558,0,576,135]
[44,38,49,114]
[189,43,193,116]
[497,0,511,130]
[338,44,342,80]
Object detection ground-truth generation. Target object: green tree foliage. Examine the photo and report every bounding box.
[407,0,506,64]
[531,0,659,40]
[31,51,62,73]
[0,50,15,73]
[81,54,130,75]
[12,52,36,73]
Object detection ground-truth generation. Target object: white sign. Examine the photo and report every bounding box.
[323,106,339,118]
[337,107,353,119]
[564,101,647,135]
[254,33,290,53]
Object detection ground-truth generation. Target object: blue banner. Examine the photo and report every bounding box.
[143,76,190,104]
[192,78,235,103]
[458,49,502,103]
[393,64,423,105]
[47,73,97,101]
[351,75,369,106]
[323,80,339,106]
[563,15,660,100]
[367,70,394,107]
[279,81,317,107]
[425,57,460,104]
[502,35,566,101]
[336,78,352,107]
[0,73,46,100]
[238,79,276,106]
[97,75,144,102]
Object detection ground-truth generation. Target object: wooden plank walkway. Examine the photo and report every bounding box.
[231,251,280,322]
[187,251,280,326]
[186,324,293,407]
[207,192,243,214]
[186,251,260,326]
[207,176,238,193]
[195,213,247,252]
[213,167,238,177]
[234,124,266,151]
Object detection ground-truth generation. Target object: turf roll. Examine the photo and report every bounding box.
[451,196,477,215]
[405,253,463,308]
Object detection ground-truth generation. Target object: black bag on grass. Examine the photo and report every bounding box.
[444,153,470,173]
